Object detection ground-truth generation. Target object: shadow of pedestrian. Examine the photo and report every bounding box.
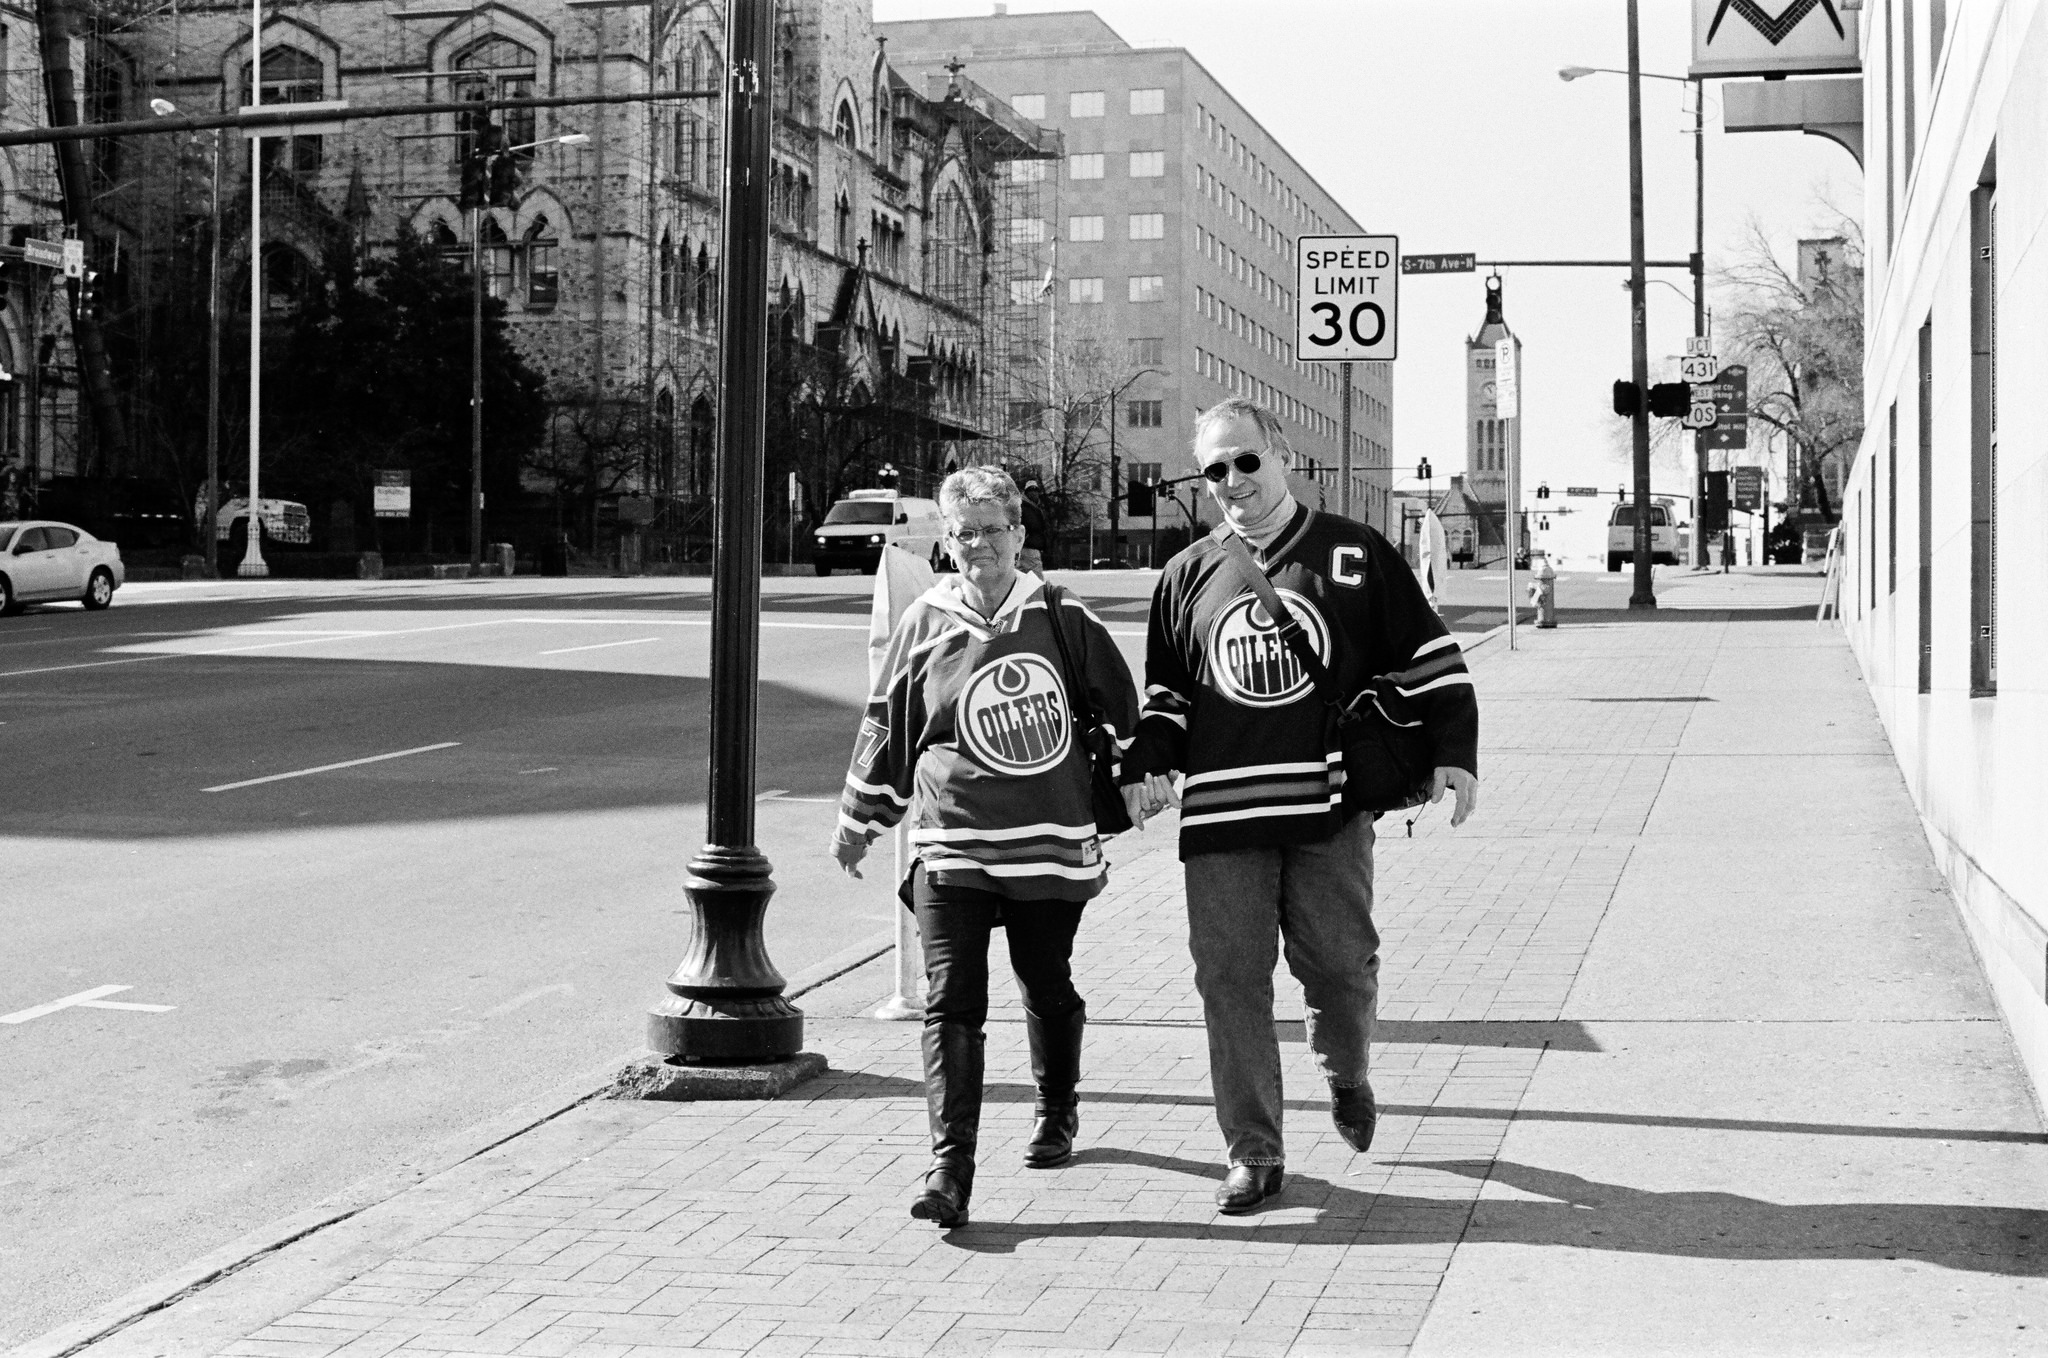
[940,1152,2048,1277]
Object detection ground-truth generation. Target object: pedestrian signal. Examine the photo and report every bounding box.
[1647,382,1691,419]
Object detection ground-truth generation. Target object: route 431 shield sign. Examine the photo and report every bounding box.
[1298,235,1399,362]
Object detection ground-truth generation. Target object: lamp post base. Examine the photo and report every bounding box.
[647,844,803,1062]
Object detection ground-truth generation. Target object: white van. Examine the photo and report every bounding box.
[1606,500,1682,571]
[812,489,945,575]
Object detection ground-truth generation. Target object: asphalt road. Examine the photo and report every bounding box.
[0,573,1157,1346]
[0,559,1533,1345]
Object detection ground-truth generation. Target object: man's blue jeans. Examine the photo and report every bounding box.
[1184,812,1378,1167]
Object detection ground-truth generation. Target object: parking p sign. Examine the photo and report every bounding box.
[1298,235,1398,362]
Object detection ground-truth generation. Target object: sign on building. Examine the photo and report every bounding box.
[373,469,411,518]
[1698,363,1750,450]
[1297,235,1399,362]
[1690,0,1861,78]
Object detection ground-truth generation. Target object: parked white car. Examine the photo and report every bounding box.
[0,520,125,613]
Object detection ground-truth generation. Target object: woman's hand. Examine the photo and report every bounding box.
[831,836,867,879]
[1120,773,1180,829]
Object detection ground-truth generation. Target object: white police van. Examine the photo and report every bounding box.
[812,489,944,575]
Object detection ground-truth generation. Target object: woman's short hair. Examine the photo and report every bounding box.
[939,465,1022,523]
[1194,396,1295,464]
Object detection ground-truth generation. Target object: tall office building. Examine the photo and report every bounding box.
[879,8,1394,549]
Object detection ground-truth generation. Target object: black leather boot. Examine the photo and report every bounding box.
[1023,1002,1085,1168]
[910,1022,983,1227]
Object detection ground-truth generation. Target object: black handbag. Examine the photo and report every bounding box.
[1216,532,1434,814]
[1041,585,1136,836]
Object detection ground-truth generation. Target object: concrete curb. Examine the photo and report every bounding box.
[8,930,901,1358]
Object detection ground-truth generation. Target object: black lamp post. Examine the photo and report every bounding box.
[647,0,802,1062]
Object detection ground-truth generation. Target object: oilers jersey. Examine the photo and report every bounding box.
[1123,506,1479,858]
[835,574,1142,902]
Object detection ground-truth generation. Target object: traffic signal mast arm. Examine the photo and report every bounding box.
[0,87,712,149]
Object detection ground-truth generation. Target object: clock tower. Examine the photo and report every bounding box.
[1464,277,1510,514]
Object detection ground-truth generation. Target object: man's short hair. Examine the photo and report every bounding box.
[940,465,1022,523]
[1193,396,1294,464]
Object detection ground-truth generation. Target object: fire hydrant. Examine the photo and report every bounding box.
[1529,554,1557,629]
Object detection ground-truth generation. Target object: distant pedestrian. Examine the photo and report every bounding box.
[1120,397,1480,1214]
[1018,479,1049,575]
[832,464,1140,1229]
[0,461,19,519]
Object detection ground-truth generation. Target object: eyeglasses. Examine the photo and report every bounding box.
[946,523,1017,545]
[1200,451,1265,483]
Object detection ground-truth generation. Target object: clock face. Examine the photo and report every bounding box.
[1481,381,1497,400]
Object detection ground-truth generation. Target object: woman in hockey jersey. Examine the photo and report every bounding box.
[831,466,1141,1229]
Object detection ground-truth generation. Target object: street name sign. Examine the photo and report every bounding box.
[1565,486,1600,497]
[1298,235,1398,362]
[1401,253,1475,275]
[374,469,411,518]
[22,238,63,269]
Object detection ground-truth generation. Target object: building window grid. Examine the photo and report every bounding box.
[1068,214,1103,241]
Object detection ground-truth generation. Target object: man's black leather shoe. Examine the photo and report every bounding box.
[1214,1164,1285,1214]
[1332,1081,1377,1153]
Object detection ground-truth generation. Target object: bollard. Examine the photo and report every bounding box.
[1530,553,1557,629]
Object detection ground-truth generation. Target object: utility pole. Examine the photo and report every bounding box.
[241,0,268,577]
[1625,0,1654,609]
[206,129,223,578]
[1338,361,1353,518]
[471,198,484,574]
[1690,76,1709,571]
[647,0,802,1063]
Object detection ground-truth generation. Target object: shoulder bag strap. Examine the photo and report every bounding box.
[1214,529,1348,711]
[1040,584,1101,733]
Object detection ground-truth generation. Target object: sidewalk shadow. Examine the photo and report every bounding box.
[944,1152,2048,1277]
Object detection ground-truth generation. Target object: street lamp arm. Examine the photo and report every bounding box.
[1560,64,1689,83]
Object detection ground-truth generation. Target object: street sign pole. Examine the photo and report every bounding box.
[1338,362,1353,518]
[1497,334,1521,651]
[241,0,268,579]
[648,0,802,1064]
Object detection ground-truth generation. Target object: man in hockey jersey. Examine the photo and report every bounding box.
[1121,398,1479,1214]
[833,466,1140,1228]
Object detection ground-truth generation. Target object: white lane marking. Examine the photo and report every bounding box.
[519,766,559,775]
[483,983,575,1018]
[2,985,176,1025]
[756,788,789,800]
[538,637,662,656]
[0,654,169,679]
[203,741,461,793]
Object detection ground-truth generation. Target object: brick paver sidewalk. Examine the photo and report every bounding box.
[73,580,2048,1358]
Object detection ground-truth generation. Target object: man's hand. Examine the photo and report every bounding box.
[830,835,868,879]
[1429,767,1479,827]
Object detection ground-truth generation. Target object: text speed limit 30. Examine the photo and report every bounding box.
[1297,234,1399,362]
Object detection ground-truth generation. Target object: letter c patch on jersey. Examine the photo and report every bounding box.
[1330,544,1367,587]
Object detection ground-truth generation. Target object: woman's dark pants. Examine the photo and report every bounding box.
[911,870,1086,1184]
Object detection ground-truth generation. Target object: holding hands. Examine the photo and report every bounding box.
[1120,773,1181,830]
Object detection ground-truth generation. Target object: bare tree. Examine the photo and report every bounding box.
[1716,204,1865,520]
[1024,309,1141,543]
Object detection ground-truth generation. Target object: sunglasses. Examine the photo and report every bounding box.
[1200,451,1265,483]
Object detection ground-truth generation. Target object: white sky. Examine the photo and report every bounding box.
[871,0,1862,502]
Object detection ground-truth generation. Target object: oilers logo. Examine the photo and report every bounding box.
[1207,589,1330,708]
[957,654,1072,775]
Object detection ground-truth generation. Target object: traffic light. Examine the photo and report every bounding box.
[1416,458,1433,481]
[1612,380,1640,416]
[1647,382,1691,418]
[458,152,487,211]
[1702,470,1730,534]
[1535,483,1551,500]
[1125,481,1155,517]
[488,153,520,208]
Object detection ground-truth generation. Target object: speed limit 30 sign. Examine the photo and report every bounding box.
[1298,234,1399,362]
